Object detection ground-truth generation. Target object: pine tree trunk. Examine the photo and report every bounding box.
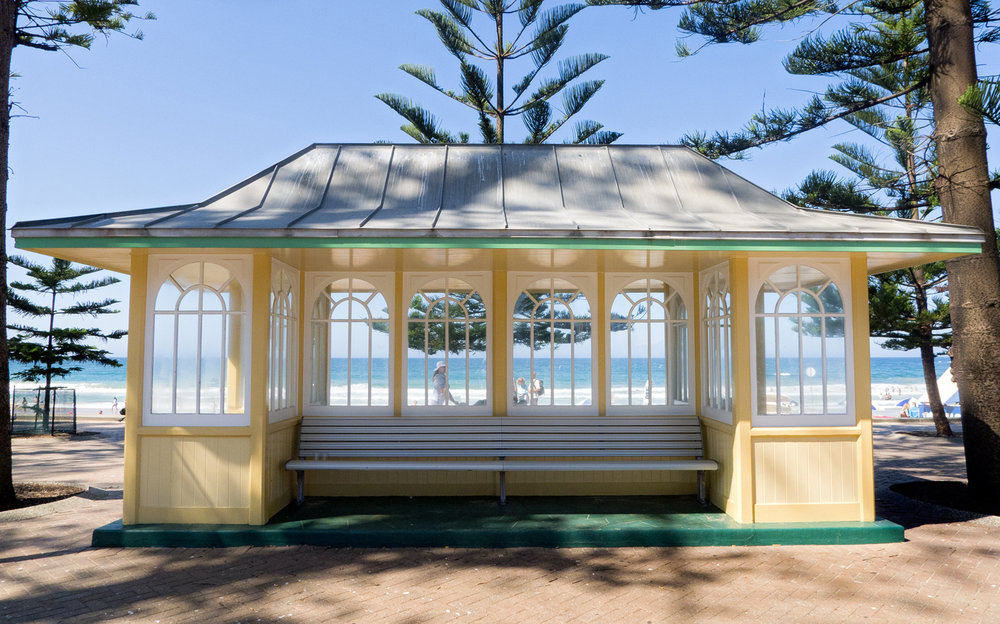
[918,342,952,436]
[0,0,16,508]
[925,0,1000,500]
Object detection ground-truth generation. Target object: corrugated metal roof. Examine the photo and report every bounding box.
[11,143,986,245]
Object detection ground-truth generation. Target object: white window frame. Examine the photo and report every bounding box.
[402,272,492,416]
[749,259,854,427]
[268,260,299,423]
[143,255,252,427]
[303,272,395,417]
[604,273,694,416]
[508,272,598,416]
[700,263,733,424]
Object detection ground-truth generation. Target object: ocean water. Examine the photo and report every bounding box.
[7,355,949,415]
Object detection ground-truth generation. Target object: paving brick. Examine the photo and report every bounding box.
[4,420,1000,623]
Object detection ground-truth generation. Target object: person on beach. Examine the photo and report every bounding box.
[529,371,544,405]
[432,361,458,406]
[514,377,528,404]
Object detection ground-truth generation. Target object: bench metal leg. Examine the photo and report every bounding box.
[296,470,305,505]
[697,470,707,506]
[499,471,506,505]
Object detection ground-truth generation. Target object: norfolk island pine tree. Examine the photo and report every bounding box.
[0,1,150,509]
[589,0,1000,503]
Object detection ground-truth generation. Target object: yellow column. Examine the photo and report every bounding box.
[248,252,271,525]
[692,269,702,416]
[393,252,404,417]
[492,250,508,417]
[122,249,148,525]
[851,253,876,521]
[595,251,608,417]
[728,254,755,523]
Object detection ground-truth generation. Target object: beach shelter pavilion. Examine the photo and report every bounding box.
[12,144,984,527]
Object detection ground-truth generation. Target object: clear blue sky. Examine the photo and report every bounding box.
[8,0,999,357]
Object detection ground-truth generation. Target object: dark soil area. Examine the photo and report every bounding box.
[891,480,1000,516]
[1,482,86,511]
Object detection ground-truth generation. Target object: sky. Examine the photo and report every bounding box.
[8,0,1000,358]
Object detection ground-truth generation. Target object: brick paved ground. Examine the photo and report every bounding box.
[2,419,998,624]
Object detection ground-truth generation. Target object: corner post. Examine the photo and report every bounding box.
[728,254,755,523]
[122,249,148,525]
[851,253,876,521]
[248,252,271,525]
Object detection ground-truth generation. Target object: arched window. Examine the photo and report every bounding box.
[609,278,690,410]
[310,278,390,409]
[755,264,848,421]
[702,267,732,419]
[268,265,297,417]
[406,278,488,409]
[512,278,592,408]
[150,261,246,417]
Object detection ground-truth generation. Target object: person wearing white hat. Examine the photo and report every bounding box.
[432,361,458,406]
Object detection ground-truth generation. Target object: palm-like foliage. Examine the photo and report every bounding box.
[589,0,999,159]
[776,3,955,434]
[7,256,126,427]
[378,0,621,144]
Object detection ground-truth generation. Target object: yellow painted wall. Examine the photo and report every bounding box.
[702,419,738,515]
[137,435,251,523]
[751,435,862,522]
[123,247,878,525]
[264,419,300,518]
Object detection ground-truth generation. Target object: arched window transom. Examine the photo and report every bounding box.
[310,278,390,408]
[512,278,592,408]
[406,278,488,408]
[702,268,732,416]
[609,278,690,408]
[755,265,847,418]
[150,261,246,416]
[269,266,297,415]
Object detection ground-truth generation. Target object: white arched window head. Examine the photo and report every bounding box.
[268,263,298,421]
[148,259,249,426]
[405,276,489,413]
[701,265,732,423]
[511,276,594,412]
[608,276,692,414]
[309,277,391,413]
[753,263,851,426]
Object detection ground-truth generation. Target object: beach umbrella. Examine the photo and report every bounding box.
[896,398,913,406]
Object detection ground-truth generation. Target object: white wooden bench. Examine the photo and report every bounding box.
[286,416,719,505]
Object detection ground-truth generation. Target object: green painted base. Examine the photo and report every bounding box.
[92,496,904,548]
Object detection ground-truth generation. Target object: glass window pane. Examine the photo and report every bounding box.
[776,315,801,415]
[225,312,245,414]
[202,263,232,291]
[155,281,181,311]
[200,314,223,413]
[175,314,198,414]
[151,314,175,414]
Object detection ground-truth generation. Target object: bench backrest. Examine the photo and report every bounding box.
[296,416,705,460]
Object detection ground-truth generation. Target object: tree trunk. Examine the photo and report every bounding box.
[918,342,952,436]
[0,0,16,508]
[925,0,1000,500]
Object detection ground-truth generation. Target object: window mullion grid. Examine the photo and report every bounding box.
[549,292,557,407]
[821,315,829,414]
[171,311,179,415]
[422,318,430,406]
[626,312,633,406]
[772,312,781,416]
[464,309,471,404]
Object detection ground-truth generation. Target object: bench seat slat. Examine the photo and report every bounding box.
[287,416,719,505]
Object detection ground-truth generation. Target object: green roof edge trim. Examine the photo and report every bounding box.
[15,236,982,254]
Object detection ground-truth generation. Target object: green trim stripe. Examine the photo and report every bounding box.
[14,236,982,254]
